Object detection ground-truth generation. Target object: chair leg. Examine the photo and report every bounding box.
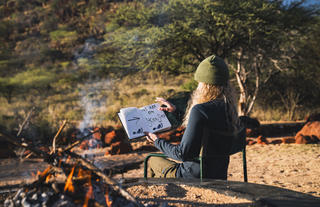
[242,147,248,182]
[199,156,203,181]
[143,155,151,179]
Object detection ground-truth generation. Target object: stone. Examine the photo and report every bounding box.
[247,139,256,145]
[256,136,269,145]
[157,126,185,142]
[104,128,127,146]
[134,144,158,152]
[295,121,320,144]
[105,141,133,155]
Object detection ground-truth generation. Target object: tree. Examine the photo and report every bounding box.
[103,0,318,116]
[230,0,318,116]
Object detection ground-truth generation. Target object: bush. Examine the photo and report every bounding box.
[181,79,197,91]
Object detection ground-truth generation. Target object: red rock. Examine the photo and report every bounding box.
[256,136,269,145]
[104,127,128,145]
[248,140,256,145]
[295,121,320,144]
[134,144,158,152]
[158,130,175,141]
[104,130,117,145]
[246,139,256,145]
[105,141,132,155]
[295,135,310,144]
[79,140,89,150]
[157,127,185,142]
[92,127,102,140]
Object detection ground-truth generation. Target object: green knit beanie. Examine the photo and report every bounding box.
[194,55,229,85]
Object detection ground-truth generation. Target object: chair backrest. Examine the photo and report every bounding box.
[199,127,247,181]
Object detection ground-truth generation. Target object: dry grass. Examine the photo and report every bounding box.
[0,70,318,132]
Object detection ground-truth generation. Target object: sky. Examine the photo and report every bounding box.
[283,0,320,6]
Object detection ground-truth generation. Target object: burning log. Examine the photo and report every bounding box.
[0,129,143,207]
[64,150,139,205]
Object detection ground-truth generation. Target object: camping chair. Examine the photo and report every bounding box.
[143,128,248,182]
[143,148,247,182]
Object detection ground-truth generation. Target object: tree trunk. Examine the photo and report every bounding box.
[234,50,248,116]
[234,53,260,117]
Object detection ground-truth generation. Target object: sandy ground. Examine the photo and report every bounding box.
[228,144,320,197]
[114,142,320,198]
[0,142,319,206]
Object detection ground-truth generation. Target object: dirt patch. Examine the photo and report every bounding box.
[114,143,320,198]
[125,183,252,206]
[0,142,319,205]
[228,144,320,197]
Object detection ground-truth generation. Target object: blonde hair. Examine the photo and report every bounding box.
[182,82,239,131]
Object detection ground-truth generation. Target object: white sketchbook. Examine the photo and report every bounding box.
[118,103,172,139]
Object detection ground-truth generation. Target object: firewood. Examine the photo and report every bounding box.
[0,129,48,159]
[17,107,35,137]
[16,107,35,160]
[64,150,141,206]
[51,120,67,154]
[0,128,143,207]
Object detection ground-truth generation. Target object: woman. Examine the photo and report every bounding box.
[145,55,241,179]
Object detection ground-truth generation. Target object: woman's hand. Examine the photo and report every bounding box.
[156,97,176,112]
[144,132,158,142]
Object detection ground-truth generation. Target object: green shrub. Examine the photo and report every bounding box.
[181,79,197,91]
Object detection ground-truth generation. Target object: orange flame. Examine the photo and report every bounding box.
[39,166,52,178]
[34,166,52,181]
[83,173,93,207]
[64,166,75,193]
[105,187,113,207]
[45,174,52,183]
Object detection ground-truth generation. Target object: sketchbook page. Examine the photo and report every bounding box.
[119,107,147,139]
[139,103,172,133]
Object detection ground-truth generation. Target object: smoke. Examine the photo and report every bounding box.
[74,37,111,134]
[78,80,110,134]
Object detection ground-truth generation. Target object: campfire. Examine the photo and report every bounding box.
[0,113,186,207]
[4,162,134,207]
[0,120,144,207]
